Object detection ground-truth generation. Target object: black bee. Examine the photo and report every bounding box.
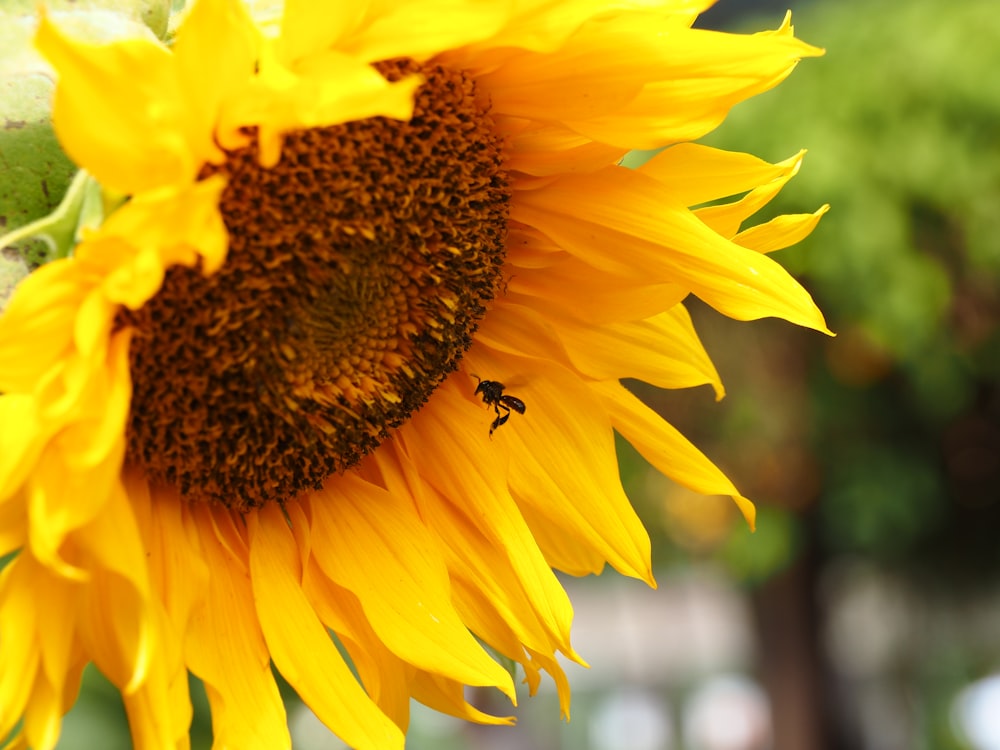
[473,375,526,436]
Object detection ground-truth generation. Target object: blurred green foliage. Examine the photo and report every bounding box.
[687,0,1000,571]
[710,0,1000,366]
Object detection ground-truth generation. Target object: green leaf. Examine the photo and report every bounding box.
[0,8,78,263]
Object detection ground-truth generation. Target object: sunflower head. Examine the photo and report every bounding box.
[0,1,826,748]
[118,57,511,510]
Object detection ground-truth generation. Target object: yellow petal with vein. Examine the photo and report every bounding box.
[121,609,191,750]
[0,395,44,505]
[374,445,561,660]
[412,672,515,726]
[555,306,723,397]
[248,504,404,750]
[735,206,830,254]
[507,246,687,325]
[0,559,43,738]
[396,378,578,653]
[308,474,515,697]
[465,346,653,583]
[172,0,257,167]
[185,506,290,750]
[592,380,756,529]
[301,560,414,732]
[565,17,822,148]
[513,166,830,332]
[340,0,510,63]
[0,259,85,393]
[693,153,805,238]
[640,143,803,207]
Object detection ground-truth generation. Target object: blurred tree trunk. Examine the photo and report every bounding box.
[752,520,847,750]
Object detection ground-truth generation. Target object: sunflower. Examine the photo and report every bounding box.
[0,1,827,747]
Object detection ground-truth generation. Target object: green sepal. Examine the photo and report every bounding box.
[477,638,520,688]
[0,170,112,266]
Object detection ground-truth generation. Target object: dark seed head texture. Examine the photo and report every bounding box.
[120,61,510,510]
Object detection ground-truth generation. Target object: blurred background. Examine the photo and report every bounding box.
[52,0,1000,747]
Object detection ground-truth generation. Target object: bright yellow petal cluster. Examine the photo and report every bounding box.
[0,1,827,748]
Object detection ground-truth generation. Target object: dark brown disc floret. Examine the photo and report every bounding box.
[119,60,510,510]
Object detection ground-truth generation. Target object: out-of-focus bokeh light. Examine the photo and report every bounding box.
[588,689,674,750]
[682,675,771,750]
[952,675,1000,750]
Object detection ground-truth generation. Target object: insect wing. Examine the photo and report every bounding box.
[500,394,526,414]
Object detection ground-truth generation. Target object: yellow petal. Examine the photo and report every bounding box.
[22,329,130,580]
[71,478,156,687]
[277,0,367,62]
[0,560,44,737]
[226,46,422,167]
[734,205,831,254]
[0,395,45,505]
[185,506,291,750]
[514,497,610,577]
[412,672,515,726]
[35,12,195,193]
[78,566,151,693]
[373,445,560,661]
[339,0,510,63]
[505,230,688,324]
[473,299,574,366]
[477,20,645,122]
[67,328,131,469]
[120,609,191,750]
[464,346,654,583]
[308,475,516,698]
[248,503,405,750]
[172,0,258,168]
[301,559,415,732]
[503,121,627,176]
[396,377,578,657]
[512,166,831,332]
[96,175,229,286]
[448,0,688,62]
[33,564,79,698]
[526,647,573,719]
[0,486,27,557]
[22,674,62,750]
[692,152,806,238]
[553,306,724,397]
[0,259,86,394]
[130,474,209,644]
[591,380,756,529]
[640,143,804,208]
[564,16,823,148]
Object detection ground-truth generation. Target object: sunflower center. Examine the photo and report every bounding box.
[120,61,509,510]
